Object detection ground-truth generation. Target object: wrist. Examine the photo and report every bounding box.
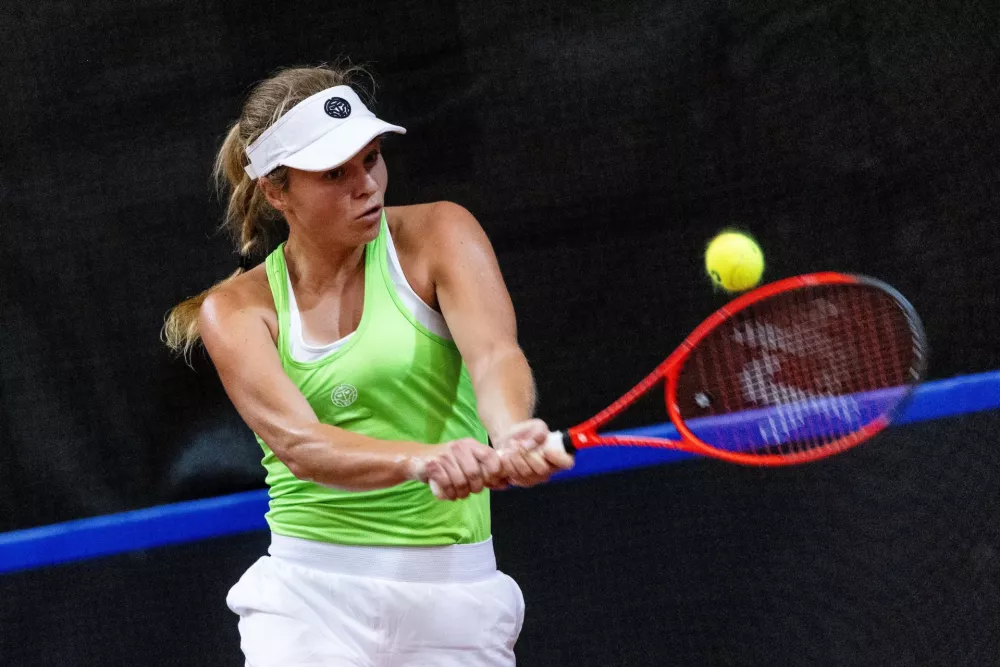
[393,441,433,482]
[487,411,538,447]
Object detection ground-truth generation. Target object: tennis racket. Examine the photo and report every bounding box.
[425,272,926,497]
[536,272,928,467]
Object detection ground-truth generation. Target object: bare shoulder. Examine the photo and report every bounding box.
[198,264,278,344]
[387,201,490,261]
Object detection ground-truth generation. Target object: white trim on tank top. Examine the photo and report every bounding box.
[286,225,452,362]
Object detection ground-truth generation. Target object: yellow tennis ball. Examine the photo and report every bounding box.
[705,232,764,292]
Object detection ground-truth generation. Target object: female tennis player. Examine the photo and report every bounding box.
[163,64,573,666]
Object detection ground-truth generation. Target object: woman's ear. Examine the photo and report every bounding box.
[259,176,286,212]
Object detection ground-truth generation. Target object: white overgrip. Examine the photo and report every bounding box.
[544,430,567,454]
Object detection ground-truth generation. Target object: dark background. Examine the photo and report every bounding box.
[2,0,999,664]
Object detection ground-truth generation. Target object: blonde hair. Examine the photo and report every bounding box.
[162,63,372,362]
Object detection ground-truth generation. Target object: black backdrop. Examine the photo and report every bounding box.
[2,0,1000,663]
[3,0,998,532]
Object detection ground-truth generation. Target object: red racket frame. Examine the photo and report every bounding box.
[560,272,925,466]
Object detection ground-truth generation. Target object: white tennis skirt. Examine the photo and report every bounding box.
[226,533,525,667]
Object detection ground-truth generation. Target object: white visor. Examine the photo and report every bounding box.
[244,85,406,180]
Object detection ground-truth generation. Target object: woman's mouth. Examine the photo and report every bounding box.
[359,205,382,222]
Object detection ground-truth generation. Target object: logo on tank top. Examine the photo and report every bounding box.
[331,383,358,407]
[324,97,351,119]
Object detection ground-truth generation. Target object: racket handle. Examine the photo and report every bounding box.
[426,431,575,499]
[544,430,576,454]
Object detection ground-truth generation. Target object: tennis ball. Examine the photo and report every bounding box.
[705,231,764,292]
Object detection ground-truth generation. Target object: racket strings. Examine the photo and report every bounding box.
[676,283,920,459]
[765,289,832,457]
[788,285,904,455]
[856,288,890,446]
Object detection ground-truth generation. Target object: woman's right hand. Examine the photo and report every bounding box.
[411,438,506,500]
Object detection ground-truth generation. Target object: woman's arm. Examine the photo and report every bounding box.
[199,278,502,496]
[428,202,574,484]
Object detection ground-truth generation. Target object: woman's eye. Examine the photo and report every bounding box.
[365,150,380,165]
[325,168,345,180]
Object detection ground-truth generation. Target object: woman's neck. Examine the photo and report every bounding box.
[283,234,366,292]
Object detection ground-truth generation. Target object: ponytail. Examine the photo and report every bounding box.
[162,64,364,363]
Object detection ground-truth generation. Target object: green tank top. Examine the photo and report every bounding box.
[256,214,491,546]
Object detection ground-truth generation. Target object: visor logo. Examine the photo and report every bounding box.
[324,97,351,119]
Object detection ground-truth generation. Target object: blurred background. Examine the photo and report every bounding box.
[2,0,999,664]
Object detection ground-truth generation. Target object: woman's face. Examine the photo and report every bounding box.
[265,138,387,246]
